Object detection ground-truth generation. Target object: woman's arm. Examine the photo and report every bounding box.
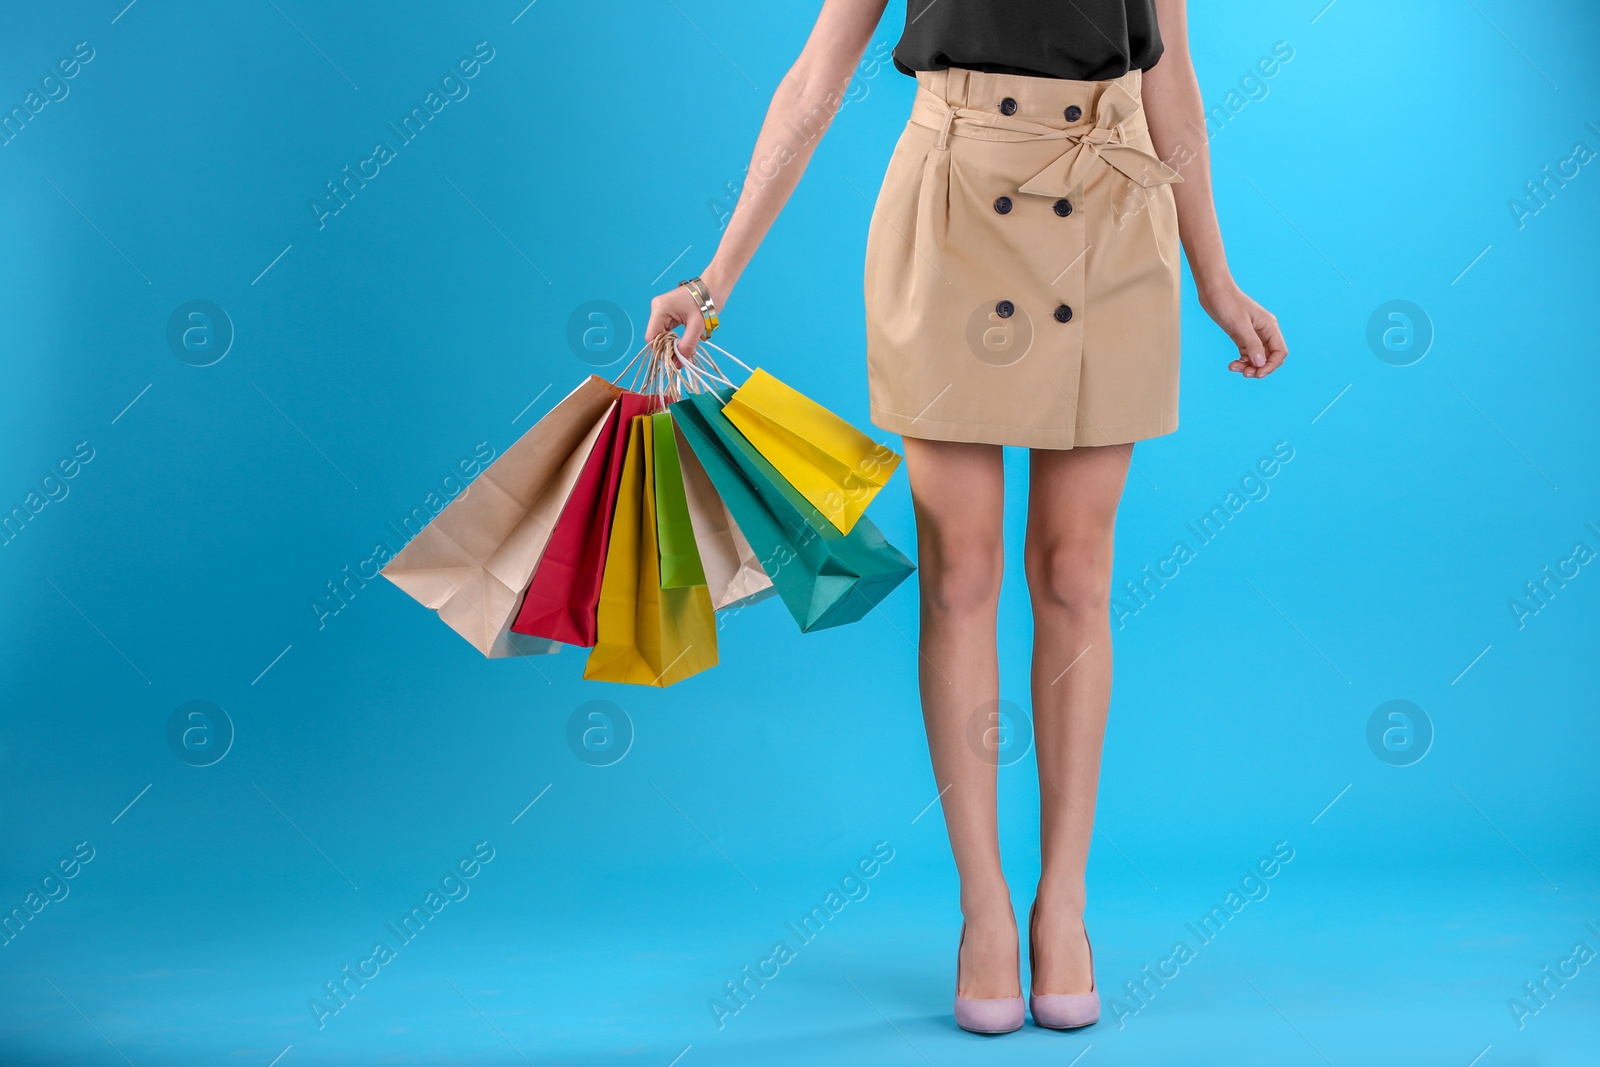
[647,0,889,358]
[1144,0,1288,378]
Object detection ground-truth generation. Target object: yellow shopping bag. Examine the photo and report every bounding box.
[584,414,718,687]
[721,367,901,534]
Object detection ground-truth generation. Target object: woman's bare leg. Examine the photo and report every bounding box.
[1023,442,1132,994]
[901,435,1017,1000]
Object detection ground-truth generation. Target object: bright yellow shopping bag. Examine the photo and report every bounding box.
[584,415,718,687]
[721,368,901,534]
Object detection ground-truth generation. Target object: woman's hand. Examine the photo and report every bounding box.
[646,279,720,362]
[1200,281,1287,379]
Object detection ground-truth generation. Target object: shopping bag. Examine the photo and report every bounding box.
[674,419,775,611]
[671,388,914,633]
[512,391,653,646]
[381,375,620,657]
[650,411,707,589]
[584,415,719,686]
[721,367,901,534]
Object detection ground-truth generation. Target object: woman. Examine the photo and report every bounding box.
[648,0,1288,1035]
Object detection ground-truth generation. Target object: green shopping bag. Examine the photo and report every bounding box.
[670,388,914,633]
[651,410,706,589]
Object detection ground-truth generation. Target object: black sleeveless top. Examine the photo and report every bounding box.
[892,0,1164,82]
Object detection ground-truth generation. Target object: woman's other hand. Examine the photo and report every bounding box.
[1201,282,1287,379]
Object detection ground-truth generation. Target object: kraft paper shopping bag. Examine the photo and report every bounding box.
[674,418,774,611]
[381,375,620,657]
[512,391,654,646]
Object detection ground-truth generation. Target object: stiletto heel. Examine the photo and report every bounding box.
[1027,902,1100,1029]
[953,922,1025,1034]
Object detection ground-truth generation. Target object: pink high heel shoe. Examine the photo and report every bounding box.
[953,922,1025,1034]
[1027,903,1100,1029]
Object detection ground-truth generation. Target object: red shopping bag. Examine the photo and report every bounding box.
[511,391,654,645]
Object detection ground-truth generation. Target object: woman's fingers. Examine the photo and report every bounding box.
[645,294,679,345]
[1224,316,1262,376]
[1254,311,1289,377]
[647,287,706,363]
[1236,312,1267,369]
[1222,300,1287,379]
[676,316,705,362]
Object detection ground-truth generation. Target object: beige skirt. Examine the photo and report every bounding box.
[863,67,1183,449]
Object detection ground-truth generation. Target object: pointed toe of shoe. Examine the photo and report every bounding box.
[954,994,1025,1034]
[1029,991,1100,1029]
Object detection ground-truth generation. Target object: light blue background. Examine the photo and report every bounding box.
[2,1,1597,1064]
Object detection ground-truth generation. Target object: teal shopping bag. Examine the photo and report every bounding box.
[670,388,914,632]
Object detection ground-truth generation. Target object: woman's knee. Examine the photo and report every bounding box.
[922,543,1004,616]
[1024,538,1111,616]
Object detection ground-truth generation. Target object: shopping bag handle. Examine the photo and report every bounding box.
[611,331,759,404]
[698,338,755,378]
